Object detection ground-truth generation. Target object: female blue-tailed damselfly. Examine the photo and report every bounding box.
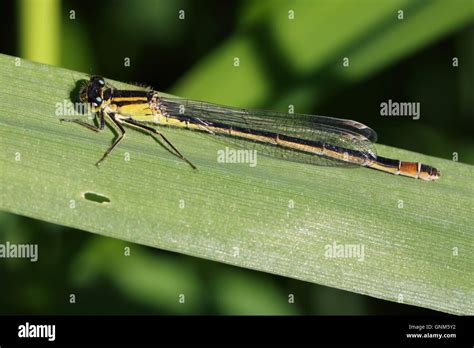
[60,76,440,181]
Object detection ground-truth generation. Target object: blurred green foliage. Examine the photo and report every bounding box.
[0,0,472,314]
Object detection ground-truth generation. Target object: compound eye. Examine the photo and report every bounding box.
[98,79,105,86]
[95,97,102,104]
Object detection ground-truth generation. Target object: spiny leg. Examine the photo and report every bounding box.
[98,111,105,129]
[59,118,101,132]
[60,111,105,132]
[123,119,197,170]
[96,113,126,167]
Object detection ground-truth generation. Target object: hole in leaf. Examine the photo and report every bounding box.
[83,192,111,204]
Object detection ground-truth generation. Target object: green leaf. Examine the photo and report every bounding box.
[173,0,474,110]
[18,0,60,66]
[0,54,472,315]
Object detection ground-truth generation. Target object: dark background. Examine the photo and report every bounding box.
[0,0,472,315]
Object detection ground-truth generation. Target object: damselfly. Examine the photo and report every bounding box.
[60,76,440,181]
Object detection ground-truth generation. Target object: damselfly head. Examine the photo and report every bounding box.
[80,75,106,109]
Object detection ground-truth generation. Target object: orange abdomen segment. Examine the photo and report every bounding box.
[398,161,420,178]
